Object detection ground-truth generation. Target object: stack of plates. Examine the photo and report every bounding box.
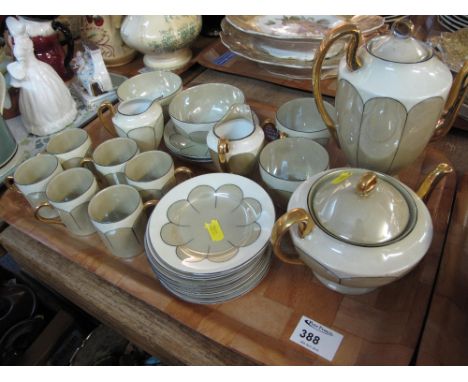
[438,16,468,32]
[220,15,384,80]
[144,173,276,304]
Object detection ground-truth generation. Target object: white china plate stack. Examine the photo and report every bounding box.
[144,173,276,304]
[438,16,468,32]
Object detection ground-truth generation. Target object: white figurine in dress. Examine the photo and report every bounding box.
[6,17,77,136]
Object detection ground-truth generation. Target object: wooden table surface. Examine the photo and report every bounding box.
[0,37,465,365]
[416,174,468,365]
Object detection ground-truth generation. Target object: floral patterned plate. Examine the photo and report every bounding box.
[146,173,275,275]
[226,15,384,40]
[226,15,345,40]
[220,18,343,68]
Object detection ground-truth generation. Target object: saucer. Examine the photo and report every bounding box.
[163,119,211,162]
[0,144,29,186]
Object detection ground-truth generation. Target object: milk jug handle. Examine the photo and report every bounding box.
[312,23,363,147]
[98,101,117,137]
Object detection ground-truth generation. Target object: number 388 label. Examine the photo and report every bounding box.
[290,315,344,362]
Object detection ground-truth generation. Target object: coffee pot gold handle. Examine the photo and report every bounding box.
[431,61,468,141]
[312,23,363,146]
[98,101,117,137]
[270,208,315,265]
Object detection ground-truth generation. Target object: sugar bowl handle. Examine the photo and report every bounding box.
[416,163,454,202]
[270,208,315,265]
[312,23,363,147]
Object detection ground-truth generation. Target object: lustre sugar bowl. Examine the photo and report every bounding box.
[271,164,453,295]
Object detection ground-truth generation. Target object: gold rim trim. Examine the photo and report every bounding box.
[312,23,363,147]
[270,208,315,265]
[98,101,117,137]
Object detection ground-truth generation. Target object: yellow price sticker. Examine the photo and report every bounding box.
[331,171,353,185]
[204,219,225,242]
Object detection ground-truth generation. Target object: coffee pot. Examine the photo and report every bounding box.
[313,18,467,174]
[16,16,75,81]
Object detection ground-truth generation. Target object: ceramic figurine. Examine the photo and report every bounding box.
[16,16,75,81]
[80,15,136,67]
[6,17,77,137]
[72,40,113,97]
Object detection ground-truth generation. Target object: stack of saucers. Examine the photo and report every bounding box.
[144,173,276,304]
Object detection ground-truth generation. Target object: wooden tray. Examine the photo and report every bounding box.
[197,39,337,97]
[0,103,457,365]
[416,173,468,365]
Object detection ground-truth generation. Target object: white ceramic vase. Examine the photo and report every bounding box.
[120,15,202,70]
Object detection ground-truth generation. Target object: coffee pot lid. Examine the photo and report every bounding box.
[366,18,433,64]
[308,169,418,246]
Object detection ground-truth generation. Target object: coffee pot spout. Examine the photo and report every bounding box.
[432,61,468,141]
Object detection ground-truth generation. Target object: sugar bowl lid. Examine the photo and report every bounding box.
[308,169,418,246]
[366,18,433,64]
